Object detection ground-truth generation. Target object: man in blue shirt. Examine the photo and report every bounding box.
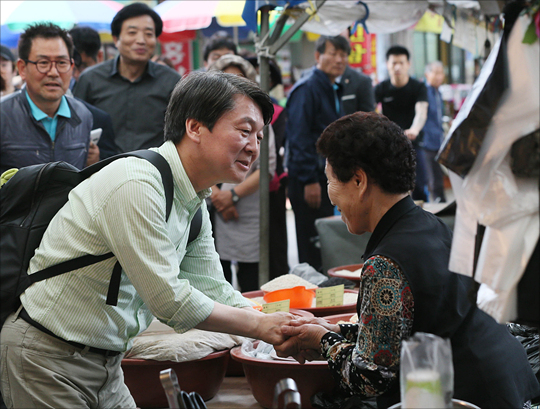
[423,61,447,203]
[285,35,350,271]
[0,23,94,174]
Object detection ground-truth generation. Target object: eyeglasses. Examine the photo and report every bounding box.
[25,58,72,74]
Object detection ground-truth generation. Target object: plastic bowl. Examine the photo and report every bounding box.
[263,286,316,308]
[230,342,335,408]
[324,312,357,324]
[244,289,358,317]
[327,263,364,283]
[121,349,229,408]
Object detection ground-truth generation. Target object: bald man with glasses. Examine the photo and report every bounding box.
[0,23,95,174]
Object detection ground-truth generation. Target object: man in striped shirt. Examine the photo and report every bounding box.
[1,71,292,409]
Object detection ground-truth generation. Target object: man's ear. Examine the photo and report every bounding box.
[97,50,104,63]
[184,118,203,143]
[16,59,27,81]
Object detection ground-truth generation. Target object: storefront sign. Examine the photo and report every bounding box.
[158,31,195,76]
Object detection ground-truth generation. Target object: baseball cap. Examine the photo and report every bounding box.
[0,45,15,62]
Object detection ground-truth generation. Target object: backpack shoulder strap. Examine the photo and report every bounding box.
[27,151,174,289]
[81,150,174,221]
[188,207,202,244]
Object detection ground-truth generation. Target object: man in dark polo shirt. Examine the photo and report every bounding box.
[74,2,180,153]
[374,45,428,201]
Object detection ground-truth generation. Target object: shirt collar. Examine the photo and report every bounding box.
[363,195,416,260]
[154,141,212,205]
[25,92,71,121]
[110,54,155,79]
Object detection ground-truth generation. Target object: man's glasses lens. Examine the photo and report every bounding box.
[27,59,72,73]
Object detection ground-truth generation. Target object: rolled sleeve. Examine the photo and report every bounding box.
[179,206,252,310]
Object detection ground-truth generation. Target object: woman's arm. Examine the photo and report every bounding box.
[278,255,414,397]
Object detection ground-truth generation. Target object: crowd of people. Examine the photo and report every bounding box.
[1,2,538,409]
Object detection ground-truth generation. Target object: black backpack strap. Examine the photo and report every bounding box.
[26,252,114,287]
[26,150,175,307]
[81,150,174,221]
[106,261,123,306]
[188,208,202,244]
[97,150,175,306]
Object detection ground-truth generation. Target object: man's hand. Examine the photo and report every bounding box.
[255,312,295,346]
[86,142,100,166]
[211,188,234,212]
[287,317,340,334]
[404,129,419,141]
[304,182,321,209]
[221,206,239,221]
[274,323,329,363]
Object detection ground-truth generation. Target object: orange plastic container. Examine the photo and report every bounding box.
[263,286,316,308]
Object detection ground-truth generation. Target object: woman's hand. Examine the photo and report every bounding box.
[274,323,329,363]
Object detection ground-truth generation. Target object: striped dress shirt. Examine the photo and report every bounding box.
[21,141,251,352]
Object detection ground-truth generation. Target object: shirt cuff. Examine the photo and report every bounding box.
[168,287,215,333]
[339,323,358,342]
[320,331,346,355]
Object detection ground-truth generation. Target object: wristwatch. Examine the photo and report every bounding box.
[230,188,240,204]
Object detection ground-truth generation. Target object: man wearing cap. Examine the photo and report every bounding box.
[1,45,18,97]
[0,23,94,174]
[74,2,180,153]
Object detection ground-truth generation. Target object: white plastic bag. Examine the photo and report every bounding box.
[400,333,453,409]
[241,339,275,360]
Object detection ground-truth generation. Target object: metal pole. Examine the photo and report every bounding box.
[258,6,271,287]
[232,26,239,45]
[258,0,327,286]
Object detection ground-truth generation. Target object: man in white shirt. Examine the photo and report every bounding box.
[1,71,292,409]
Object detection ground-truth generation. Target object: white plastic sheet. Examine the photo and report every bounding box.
[286,0,429,36]
[448,15,540,323]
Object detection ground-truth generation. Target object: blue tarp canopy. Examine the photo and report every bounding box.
[242,0,305,33]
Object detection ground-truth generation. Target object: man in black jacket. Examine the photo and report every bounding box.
[340,65,375,115]
[69,25,119,160]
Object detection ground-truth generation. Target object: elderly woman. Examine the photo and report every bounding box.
[207,55,276,291]
[275,112,540,408]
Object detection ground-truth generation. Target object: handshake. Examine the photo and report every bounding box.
[272,316,341,364]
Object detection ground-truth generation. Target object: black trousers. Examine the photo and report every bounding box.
[269,179,290,280]
[221,259,259,292]
[287,176,334,271]
[412,146,429,202]
[424,149,447,202]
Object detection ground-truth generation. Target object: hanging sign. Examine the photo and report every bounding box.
[348,26,376,76]
[158,31,195,76]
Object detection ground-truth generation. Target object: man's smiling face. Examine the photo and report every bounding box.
[199,94,264,185]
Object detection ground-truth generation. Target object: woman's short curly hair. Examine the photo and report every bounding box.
[317,112,416,194]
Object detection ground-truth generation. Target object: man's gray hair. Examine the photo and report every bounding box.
[164,71,274,144]
[425,60,444,75]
